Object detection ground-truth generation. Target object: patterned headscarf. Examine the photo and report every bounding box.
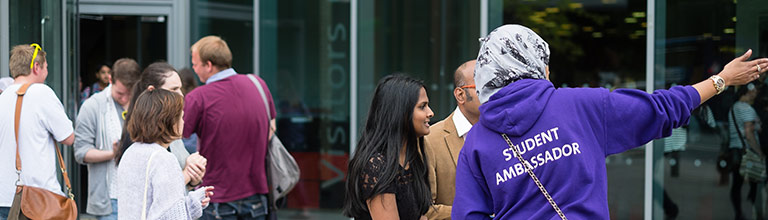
[474,24,550,104]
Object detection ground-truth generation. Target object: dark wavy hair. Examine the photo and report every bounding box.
[343,74,432,218]
[115,62,178,164]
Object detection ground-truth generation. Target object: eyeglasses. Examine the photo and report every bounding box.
[460,85,476,89]
[30,43,41,70]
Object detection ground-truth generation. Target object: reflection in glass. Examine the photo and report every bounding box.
[655,0,768,219]
[259,0,350,218]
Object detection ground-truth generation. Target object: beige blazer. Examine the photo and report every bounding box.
[424,113,465,220]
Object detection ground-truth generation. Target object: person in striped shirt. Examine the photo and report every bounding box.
[728,82,761,220]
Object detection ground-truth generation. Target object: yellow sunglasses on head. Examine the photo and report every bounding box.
[30,43,41,70]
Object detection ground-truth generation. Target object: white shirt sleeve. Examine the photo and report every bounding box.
[34,84,73,142]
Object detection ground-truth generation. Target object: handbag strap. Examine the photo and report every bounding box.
[14,83,74,199]
[141,150,162,220]
[501,134,567,220]
[247,74,272,121]
[247,74,279,213]
[731,104,752,153]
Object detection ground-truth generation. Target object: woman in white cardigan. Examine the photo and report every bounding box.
[116,88,213,219]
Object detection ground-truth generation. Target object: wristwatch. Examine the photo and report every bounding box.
[710,75,725,95]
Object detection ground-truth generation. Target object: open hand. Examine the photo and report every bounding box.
[720,49,768,86]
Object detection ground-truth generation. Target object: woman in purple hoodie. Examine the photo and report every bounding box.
[452,24,768,220]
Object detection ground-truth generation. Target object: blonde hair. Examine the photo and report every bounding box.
[191,36,232,70]
[9,44,47,78]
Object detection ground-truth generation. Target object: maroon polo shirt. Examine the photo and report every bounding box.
[183,74,276,203]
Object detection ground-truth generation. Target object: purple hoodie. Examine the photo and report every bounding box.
[452,79,700,219]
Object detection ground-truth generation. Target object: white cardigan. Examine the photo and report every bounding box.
[117,142,207,219]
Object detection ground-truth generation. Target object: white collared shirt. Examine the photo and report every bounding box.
[205,68,237,85]
[452,107,473,138]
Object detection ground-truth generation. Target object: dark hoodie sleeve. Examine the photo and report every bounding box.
[602,86,700,155]
[452,147,494,220]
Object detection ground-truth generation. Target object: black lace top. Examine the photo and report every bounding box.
[357,152,424,220]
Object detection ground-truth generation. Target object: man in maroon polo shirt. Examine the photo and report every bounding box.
[184,36,276,220]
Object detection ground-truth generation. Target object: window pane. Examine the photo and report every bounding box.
[358,0,480,126]
[260,0,350,218]
[191,0,254,74]
[655,0,768,219]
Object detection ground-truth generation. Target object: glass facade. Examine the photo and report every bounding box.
[357,0,481,124]
[654,0,768,219]
[3,0,768,219]
[10,0,66,97]
[191,0,254,74]
[258,0,351,217]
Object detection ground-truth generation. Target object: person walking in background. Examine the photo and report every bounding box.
[73,58,141,220]
[343,74,434,220]
[424,60,480,220]
[116,89,213,219]
[452,24,767,219]
[81,63,112,102]
[115,62,207,189]
[185,36,275,219]
[728,82,763,220]
[178,68,199,153]
[0,44,75,218]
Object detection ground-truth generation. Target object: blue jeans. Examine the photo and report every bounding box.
[0,206,9,220]
[202,194,268,220]
[97,199,118,220]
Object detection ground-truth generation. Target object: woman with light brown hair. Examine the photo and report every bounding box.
[115,89,213,219]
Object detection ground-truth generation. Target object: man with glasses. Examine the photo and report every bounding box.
[424,60,480,220]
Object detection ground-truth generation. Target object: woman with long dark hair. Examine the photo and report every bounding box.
[344,74,434,220]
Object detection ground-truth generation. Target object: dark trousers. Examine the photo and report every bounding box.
[202,194,268,220]
[731,148,746,220]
